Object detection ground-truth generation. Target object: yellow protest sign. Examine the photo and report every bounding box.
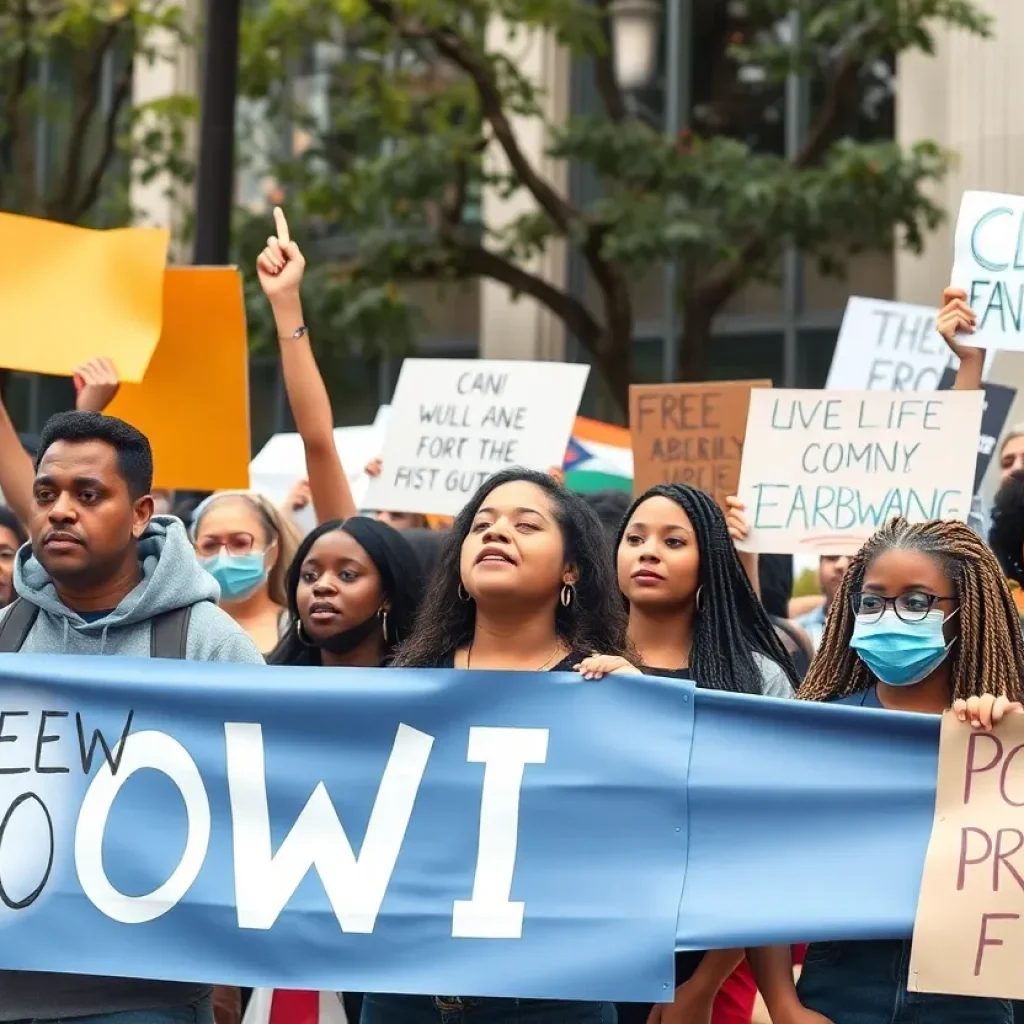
[910,711,1024,1000]
[107,267,251,491]
[0,213,168,381]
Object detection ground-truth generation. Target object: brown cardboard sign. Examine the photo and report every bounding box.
[909,712,1024,1000]
[629,380,770,511]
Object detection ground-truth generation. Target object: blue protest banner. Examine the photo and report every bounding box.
[0,656,692,1003]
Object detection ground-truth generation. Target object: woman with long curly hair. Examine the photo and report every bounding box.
[363,467,632,1024]
[749,517,1024,1024]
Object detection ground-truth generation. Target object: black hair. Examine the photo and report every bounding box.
[581,488,633,540]
[616,483,799,694]
[758,554,794,620]
[394,468,630,667]
[401,527,447,582]
[0,506,26,546]
[36,411,153,500]
[268,516,424,667]
[989,469,1024,586]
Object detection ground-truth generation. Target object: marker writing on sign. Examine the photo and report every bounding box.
[966,205,1024,335]
[0,708,133,911]
[751,397,965,532]
[866,309,948,391]
[393,371,529,497]
[950,733,1024,977]
[634,389,741,496]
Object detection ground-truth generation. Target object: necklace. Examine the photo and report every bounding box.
[465,641,563,671]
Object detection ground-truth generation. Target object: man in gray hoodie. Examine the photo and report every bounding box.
[0,411,263,1024]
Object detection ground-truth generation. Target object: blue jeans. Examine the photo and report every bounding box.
[360,995,616,1024]
[798,940,1013,1024]
[15,998,215,1024]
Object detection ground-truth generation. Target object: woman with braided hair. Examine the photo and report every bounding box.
[748,516,1024,1024]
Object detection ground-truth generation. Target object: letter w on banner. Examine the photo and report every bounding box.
[910,712,1024,1000]
[0,655,692,1003]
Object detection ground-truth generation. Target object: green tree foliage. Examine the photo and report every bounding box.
[0,0,196,225]
[238,0,991,414]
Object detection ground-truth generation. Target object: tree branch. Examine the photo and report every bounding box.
[592,0,627,122]
[51,19,124,220]
[364,0,581,235]
[73,55,134,221]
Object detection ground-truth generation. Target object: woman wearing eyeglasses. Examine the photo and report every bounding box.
[192,491,301,655]
[748,517,1024,1024]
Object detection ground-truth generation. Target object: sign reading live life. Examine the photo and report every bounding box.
[951,190,1024,352]
[366,359,590,517]
[735,389,984,555]
[910,713,1024,1000]
[628,380,769,512]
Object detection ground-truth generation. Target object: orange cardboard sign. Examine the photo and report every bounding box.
[629,380,770,511]
[107,267,250,491]
[910,712,1024,1000]
[0,213,167,381]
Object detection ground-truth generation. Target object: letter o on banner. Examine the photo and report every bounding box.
[75,730,211,924]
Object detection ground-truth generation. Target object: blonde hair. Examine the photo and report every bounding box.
[192,490,300,609]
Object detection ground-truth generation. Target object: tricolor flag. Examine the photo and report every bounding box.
[563,416,633,494]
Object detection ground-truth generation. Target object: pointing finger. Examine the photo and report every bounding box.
[273,206,290,246]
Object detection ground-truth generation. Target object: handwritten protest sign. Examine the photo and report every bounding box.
[0,213,168,381]
[366,359,589,516]
[735,389,984,554]
[827,297,964,391]
[951,190,1024,351]
[629,380,769,511]
[939,367,1017,493]
[909,713,1024,1000]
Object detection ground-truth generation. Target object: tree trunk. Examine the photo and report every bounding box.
[678,303,713,382]
[594,323,632,421]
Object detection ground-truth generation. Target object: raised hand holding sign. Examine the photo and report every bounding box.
[256,207,306,301]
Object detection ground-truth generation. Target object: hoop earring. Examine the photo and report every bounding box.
[379,607,389,643]
[695,585,704,612]
[560,583,576,608]
[458,583,471,602]
[295,620,315,647]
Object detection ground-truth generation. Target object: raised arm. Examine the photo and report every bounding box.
[257,208,357,523]
[937,287,984,391]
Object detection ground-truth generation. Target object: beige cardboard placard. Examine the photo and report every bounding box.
[909,712,1024,1000]
[735,389,984,555]
[629,380,770,513]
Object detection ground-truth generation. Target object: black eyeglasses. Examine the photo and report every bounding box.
[850,590,957,624]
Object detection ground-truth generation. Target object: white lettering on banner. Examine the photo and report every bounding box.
[75,730,211,924]
[452,727,549,939]
[226,722,434,933]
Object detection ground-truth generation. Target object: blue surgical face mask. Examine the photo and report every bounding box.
[850,607,958,687]
[200,552,269,603]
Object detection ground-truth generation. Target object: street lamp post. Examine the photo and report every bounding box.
[608,0,691,384]
[193,0,242,265]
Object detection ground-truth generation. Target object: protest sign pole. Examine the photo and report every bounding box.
[194,0,242,265]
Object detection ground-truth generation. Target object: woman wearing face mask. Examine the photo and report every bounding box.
[268,516,423,668]
[603,483,797,1024]
[192,492,300,655]
[362,467,632,1024]
[748,517,1024,1024]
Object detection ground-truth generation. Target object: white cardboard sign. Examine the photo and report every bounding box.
[365,359,590,516]
[951,190,1024,351]
[736,389,984,555]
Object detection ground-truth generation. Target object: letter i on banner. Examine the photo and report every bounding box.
[909,713,1024,1000]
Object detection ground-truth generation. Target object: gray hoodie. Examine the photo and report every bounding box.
[0,515,264,1022]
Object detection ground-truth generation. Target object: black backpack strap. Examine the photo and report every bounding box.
[0,599,39,653]
[150,606,192,660]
